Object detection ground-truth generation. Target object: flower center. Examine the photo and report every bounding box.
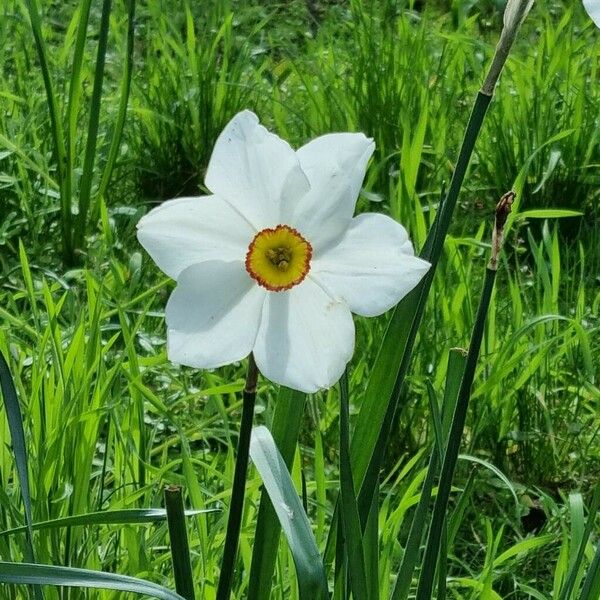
[245,225,312,291]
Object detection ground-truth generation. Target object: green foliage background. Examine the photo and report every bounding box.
[0,0,598,598]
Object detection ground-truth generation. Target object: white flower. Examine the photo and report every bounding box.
[137,111,430,393]
[583,0,600,27]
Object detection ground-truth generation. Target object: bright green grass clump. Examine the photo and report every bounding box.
[0,0,598,598]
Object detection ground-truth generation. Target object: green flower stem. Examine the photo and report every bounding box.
[216,355,259,600]
[415,195,513,599]
[165,486,195,600]
[354,89,492,529]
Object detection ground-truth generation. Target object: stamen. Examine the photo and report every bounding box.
[245,225,312,291]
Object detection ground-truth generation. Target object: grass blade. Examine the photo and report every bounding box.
[75,0,112,252]
[559,483,600,600]
[164,485,195,600]
[0,350,43,599]
[250,426,328,600]
[339,371,370,600]
[0,508,213,537]
[579,541,600,600]
[247,387,306,600]
[391,350,466,600]
[0,562,185,600]
[97,0,137,203]
[22,0,70,261]
[65,0,92,257]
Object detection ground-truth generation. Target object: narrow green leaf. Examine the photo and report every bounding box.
[65,0,92,254]
[23,0,71,261]
[0,508,213,537]
[339,372,370,600]
[559,483,600,600]
[248,387,306,600]
[96,0,137,203]
[250,426,328,600]
[0,351,37,567]
[516,209,583,220]
[350,92,493,530]
[579,541,600,600]
[0,562,185,600]
[75,0,112,251]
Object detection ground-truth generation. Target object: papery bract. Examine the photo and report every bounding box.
[137,111,430,393]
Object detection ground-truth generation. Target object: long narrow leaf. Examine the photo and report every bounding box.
[339,372,369,600]
[64,0,93,253]
[351,91,493,529]
[579,541,600,600]
[164,486,195,600]
[75,0,112,251]
[0,351,36,562]
[97,0,137,203]
[0,562,184,600]
[23,0,70,260]
[248,387,306,600]
[0,508,212,537]
[559,483,600,600]
[250,426,328,600]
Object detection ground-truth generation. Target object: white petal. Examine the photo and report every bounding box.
[137,195,255,280]
[286,133,375,250]
[312,213,430,317]
[253,278,355,393]
[583,0,600,27]
[166,261,266,369]
[205,110,310,229]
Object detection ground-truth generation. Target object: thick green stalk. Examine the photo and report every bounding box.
[390,351,466,600]
[415,192,514,599]
[351,0,534,533]
[415,266,497,599]
[354,91,491,522]
[165,486,195,600]
[216,356,258,600]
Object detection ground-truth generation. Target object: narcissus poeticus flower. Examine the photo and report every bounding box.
[137,111,429,393]
[583,0,600,27]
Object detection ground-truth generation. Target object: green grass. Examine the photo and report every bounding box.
[1,0,599,598]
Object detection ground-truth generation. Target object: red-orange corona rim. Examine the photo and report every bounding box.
[245,225,313,291]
